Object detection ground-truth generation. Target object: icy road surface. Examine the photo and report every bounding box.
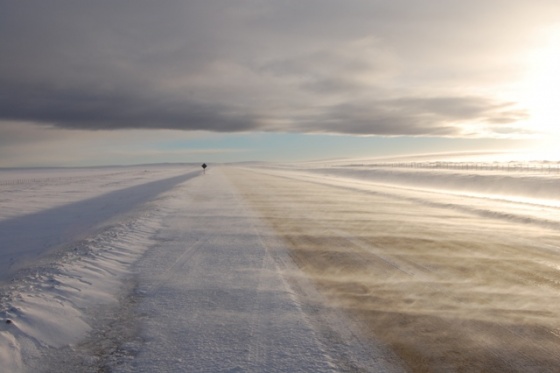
[100,169,396,372]
[2,163,560,372]
[1,166,402,372]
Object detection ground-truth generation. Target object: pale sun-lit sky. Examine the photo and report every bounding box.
[1,1,560,167]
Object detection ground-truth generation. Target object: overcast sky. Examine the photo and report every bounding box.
[1,1,559,166]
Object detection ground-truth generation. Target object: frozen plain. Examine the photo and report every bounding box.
[1,160,560,372]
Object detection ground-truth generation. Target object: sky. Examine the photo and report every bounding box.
[1,0,560,167]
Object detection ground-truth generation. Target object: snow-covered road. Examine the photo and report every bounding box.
[2,166,402,372]
[109,170,349,372]
[3,163,560,372]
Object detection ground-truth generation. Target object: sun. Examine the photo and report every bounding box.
[522,27,560,136]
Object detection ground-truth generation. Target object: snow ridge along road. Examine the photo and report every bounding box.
[0,167,199,371]
[0,169,198,279]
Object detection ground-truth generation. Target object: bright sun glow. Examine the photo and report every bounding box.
[523,27,560,136]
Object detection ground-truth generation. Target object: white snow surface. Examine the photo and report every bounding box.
[2,160,559,372]
[0,165,197,371]
[253,162,560,228]
[111,171,338,372]
[0,165,401,372]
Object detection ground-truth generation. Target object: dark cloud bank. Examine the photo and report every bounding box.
[1,1,555,137]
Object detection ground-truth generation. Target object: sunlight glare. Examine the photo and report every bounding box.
[524,27,560,136]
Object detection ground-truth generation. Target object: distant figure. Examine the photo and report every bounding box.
[202,163,207,174]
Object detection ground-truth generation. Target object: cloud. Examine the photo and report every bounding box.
[1,86,260,132]
[295,96,529,136]
[259,37,400,94]
[1,1,557,137]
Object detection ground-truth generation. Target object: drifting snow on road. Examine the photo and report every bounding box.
[0,166,401,372]
[105,170,386,372]
[2,160,560,372]
[227,164,560,372]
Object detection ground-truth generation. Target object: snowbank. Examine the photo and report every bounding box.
[0,166,199,372]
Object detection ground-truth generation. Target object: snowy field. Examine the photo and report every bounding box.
[1,160,560,372]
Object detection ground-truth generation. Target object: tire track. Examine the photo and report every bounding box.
[136,236,209,298]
